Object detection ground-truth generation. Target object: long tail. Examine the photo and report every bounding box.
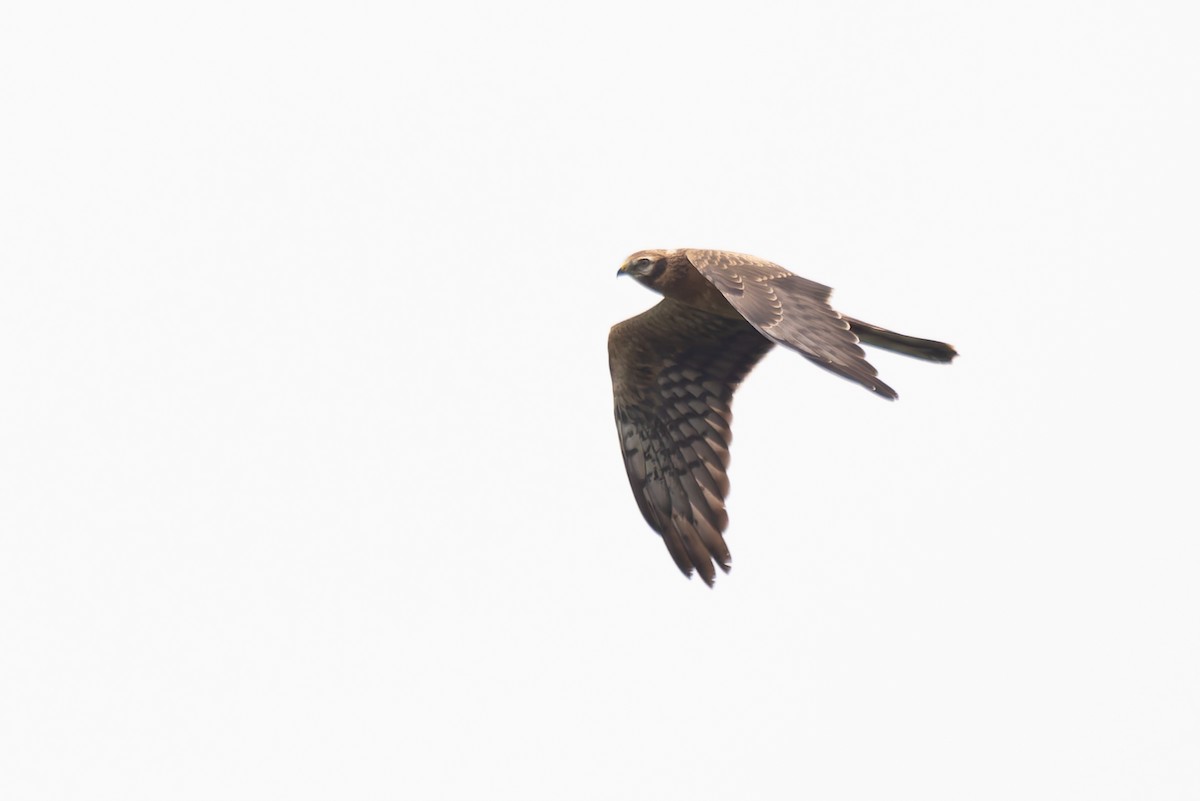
[844,317,958,363]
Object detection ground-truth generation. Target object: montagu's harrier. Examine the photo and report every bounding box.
[609,248,956,585]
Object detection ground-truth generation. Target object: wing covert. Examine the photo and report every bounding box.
[683,249,897,398]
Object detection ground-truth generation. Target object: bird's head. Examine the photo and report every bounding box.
[617,249,670,287]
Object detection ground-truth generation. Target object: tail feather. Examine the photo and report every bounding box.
[844,317,957,363]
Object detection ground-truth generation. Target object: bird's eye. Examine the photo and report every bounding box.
[634,258,652,269]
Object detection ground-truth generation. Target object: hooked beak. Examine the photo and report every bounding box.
[616,262,628,277]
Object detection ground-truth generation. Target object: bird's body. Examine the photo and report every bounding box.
[609,248,955,585]
[626,250,743,319]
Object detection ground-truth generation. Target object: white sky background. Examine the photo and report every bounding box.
[2,2,1197,798]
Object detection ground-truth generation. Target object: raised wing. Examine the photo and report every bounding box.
[608,298,773,585]
[683,249,897,399]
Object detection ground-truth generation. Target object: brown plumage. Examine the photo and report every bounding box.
[609,248,956,585]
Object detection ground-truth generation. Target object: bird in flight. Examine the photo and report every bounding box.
[608,248,956,585]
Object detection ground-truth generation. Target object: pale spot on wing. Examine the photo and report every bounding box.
[683,248,897,398]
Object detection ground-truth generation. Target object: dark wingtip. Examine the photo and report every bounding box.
[675,556,726,587]
[697,556,730,588]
